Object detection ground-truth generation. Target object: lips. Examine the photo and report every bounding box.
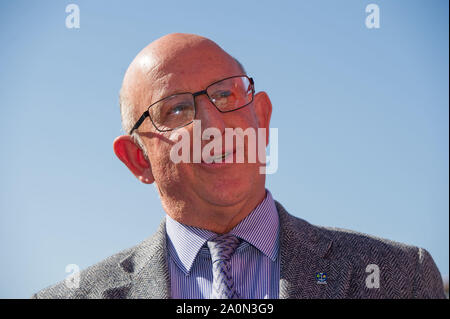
[210,151,231,161]
[201,149,235,165]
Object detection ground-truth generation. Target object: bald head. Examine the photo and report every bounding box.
[123,33,243,87]
[119,33,245,139]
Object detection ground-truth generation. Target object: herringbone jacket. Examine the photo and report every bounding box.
[33,201,446,298]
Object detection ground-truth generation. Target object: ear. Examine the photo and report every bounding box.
[113,135,155,184]
[253,91,272,146]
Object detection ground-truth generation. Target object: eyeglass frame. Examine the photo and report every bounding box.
[128,75,255,134]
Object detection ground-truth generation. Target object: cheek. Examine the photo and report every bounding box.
[233,110,265,163]
[231,106,259,129]
[147,139,173,174]
[147,134,190,184]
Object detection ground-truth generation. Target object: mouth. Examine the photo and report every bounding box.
[210,151,231,161]
[201,149,235,167]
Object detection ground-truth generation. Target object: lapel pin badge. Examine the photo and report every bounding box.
[316,272,327,285]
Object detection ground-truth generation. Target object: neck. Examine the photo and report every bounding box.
[161,187,267,234]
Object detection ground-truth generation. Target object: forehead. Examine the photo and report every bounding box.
[146,45,241,99]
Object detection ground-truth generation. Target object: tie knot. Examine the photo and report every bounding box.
[207,234,240,263]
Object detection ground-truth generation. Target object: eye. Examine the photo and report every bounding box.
[216,90,232,98]
[167,103,190,115]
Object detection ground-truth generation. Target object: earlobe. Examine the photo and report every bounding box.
[113,135,154,184]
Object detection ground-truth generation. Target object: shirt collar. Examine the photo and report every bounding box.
[228,190,279,262]
[165,189,280,275]
[165,215,216,275]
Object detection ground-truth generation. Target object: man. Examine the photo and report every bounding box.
[33,33,445,299]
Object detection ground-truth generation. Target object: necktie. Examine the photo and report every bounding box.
[207,234,240,299]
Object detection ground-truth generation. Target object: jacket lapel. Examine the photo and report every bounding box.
[104,218,171,299]
[276,201,352,298]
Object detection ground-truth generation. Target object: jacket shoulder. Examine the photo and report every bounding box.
[32,245,135,299]
[318,225,444,298]
[317,224,417,261]
[276,201,445,298]
[277,201,418,261]
[32,218,168,299]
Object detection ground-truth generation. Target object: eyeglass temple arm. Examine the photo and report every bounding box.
[128,111,149,135]
[250,77,255,93]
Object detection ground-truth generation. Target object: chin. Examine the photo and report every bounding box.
[190,162,264,206]
[201,190,247,207]
[200,177,259,207]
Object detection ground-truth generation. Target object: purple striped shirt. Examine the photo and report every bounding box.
[165,189,280,299]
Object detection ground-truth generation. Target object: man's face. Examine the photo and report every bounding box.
[127,38,270,217]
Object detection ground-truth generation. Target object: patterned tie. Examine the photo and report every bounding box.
[207,234,240,299]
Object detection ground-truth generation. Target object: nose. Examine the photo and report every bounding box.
[194,94,226,134]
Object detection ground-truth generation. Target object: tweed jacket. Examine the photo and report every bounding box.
[33,201,445,299]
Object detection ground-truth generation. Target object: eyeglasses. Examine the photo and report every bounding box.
[129,75,255,134]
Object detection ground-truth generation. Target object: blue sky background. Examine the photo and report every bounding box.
[0,0,448,298]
